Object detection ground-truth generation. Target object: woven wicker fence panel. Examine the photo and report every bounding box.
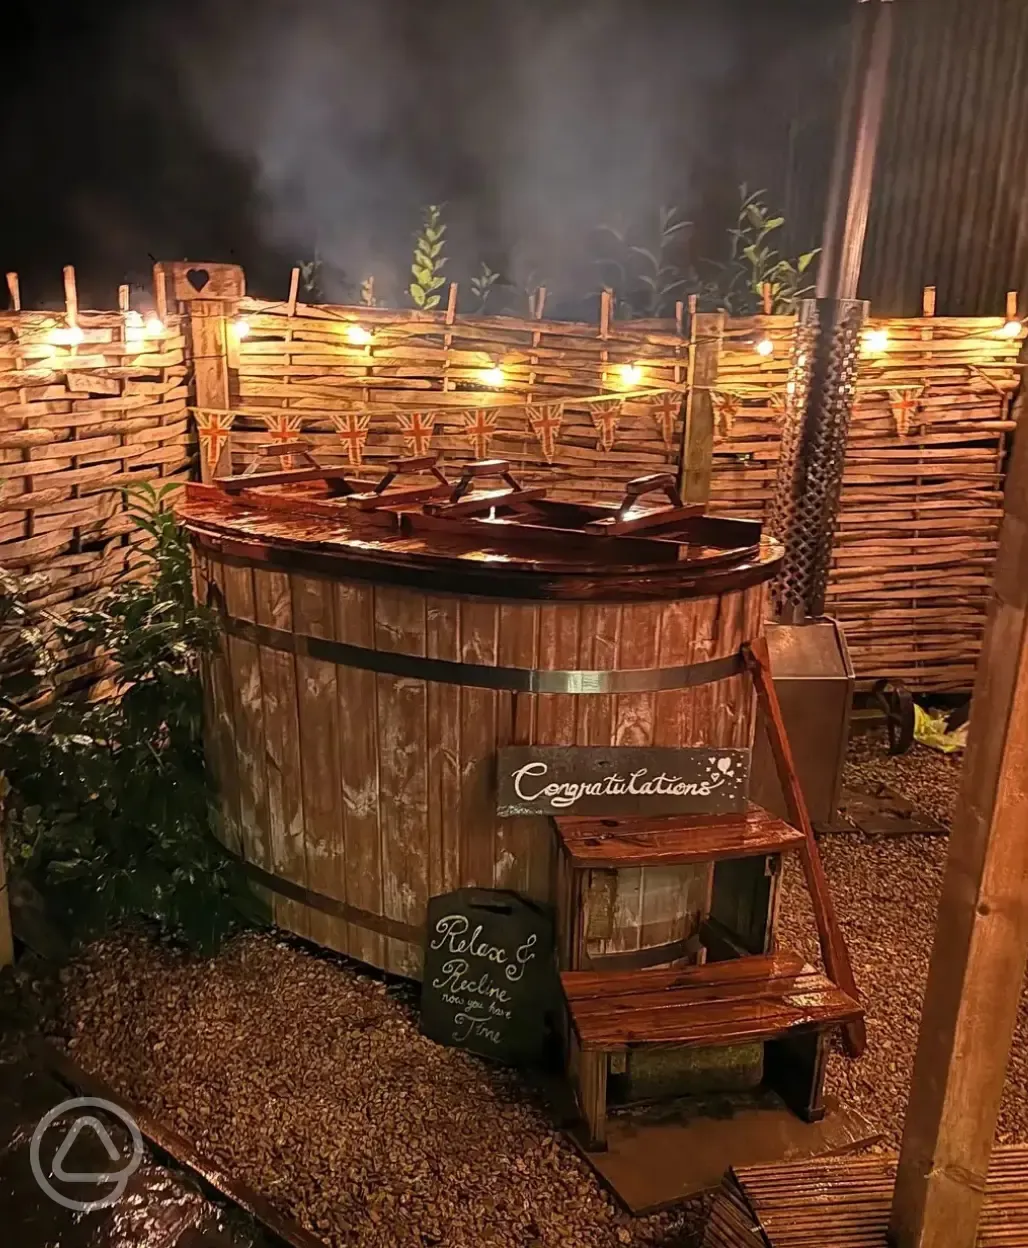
[706,315,1021,691]
[229,300,695,503]
[0,310,191,645]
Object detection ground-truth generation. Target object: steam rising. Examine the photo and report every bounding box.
[174,0,746,303]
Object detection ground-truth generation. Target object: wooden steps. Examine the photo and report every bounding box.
[702,1146,1028,1246]
[553,805,806,868]
[563,953,863,1149]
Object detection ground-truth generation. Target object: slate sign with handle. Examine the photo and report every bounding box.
[421,888,557,1065]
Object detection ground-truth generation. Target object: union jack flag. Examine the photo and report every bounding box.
[526,402,563,463]
[261,413,306,443]
[585,398,622,452]
[711,391,741,438]
[194,409,234,475]
[261,412,306,467]
[888,385,925,436]
[396,410,437,458]
[331,410,372,466]
[649,391,683,449]
[463,408,499,461]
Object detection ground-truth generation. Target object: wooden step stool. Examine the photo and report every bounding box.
[563,952,863,1150]
[553,804,806,971]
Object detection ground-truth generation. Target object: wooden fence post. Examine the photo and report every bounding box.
[889,379,1028,1247]
[153,262,245,482]
[679,310,724,504]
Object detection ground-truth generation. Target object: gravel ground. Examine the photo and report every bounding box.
[843,730,964,829]
[51,732,1028,1243]
[58,935,705,1248]
[780,731,1028,1151]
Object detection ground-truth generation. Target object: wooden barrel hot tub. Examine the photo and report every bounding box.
[180,460,783,977]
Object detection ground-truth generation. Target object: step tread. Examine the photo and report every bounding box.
[553,803,805,868]
[563,952,863,1052]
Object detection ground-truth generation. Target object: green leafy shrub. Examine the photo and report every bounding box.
[701,185,819,315]
[593,205,693,319]
[409,204,448,310]
[1,483,265,954]
[470,262,500,314]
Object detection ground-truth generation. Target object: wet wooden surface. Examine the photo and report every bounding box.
[178,483,782,604]
[703,1147,1028,1247]
[554,807,806,869]
[563,955,862,1051]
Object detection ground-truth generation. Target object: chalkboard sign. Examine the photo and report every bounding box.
[496,745,750,817]
[420,889,557,1065]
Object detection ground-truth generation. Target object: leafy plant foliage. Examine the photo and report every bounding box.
[701,185,819,315]
[470,262,500,314]
[593,206,692,318]
[1,483,265,954]
[409,204,448,310]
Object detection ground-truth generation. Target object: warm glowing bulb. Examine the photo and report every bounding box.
[999,319,1023,339]
[231,319,250,340]
[50,325,85,346]
[619,363,643,387]
[346,324,372,345]
[145,316,165,337]
[480,366,505,388]
[755,336,774,357]
[125,311,145,343]
[862,327,889,353]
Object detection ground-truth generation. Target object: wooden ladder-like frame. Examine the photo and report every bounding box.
[742,636,866,1060]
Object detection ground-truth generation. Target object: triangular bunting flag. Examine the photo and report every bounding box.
[463,408,500,461]
[585,398,623,452]
[526,402,564,463]
[331,410,372,466]
[648,391,683,449]
[711,391,741,437]
[194,410,234,474]
[888,384,925,436]
[261,413,306,443]
[396,410,438,458]
[261,412,307,468]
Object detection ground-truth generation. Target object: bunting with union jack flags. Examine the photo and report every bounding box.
[331,410,372,466]
[526,402,564,463]
[463,408,499,461]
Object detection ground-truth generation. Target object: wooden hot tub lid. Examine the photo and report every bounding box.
[178,465,783,603]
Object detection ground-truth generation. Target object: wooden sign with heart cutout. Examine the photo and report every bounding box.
[157,261,246,303]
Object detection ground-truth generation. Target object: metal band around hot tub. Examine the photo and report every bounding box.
[239,856,423,945]
[221,614,746,694]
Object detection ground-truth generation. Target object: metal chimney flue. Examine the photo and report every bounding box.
[751,0,893,829]
[769,0,893,622]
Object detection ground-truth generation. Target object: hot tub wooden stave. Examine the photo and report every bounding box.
[184,482,781,979]
[193,554,774,978]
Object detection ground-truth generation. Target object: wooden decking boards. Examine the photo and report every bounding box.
[702,1147,1028,1247]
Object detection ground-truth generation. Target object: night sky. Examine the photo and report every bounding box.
[2,0,850,309]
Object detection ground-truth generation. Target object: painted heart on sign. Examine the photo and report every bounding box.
[717,757,733,773]
[186,268,210,293]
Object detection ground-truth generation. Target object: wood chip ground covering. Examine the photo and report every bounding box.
[57,935,705,1248]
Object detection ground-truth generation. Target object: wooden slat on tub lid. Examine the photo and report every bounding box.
[553,803,805,868]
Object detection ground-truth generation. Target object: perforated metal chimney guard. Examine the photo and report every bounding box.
[768,296,867,622]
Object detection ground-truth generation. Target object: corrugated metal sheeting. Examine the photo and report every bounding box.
[860,0,1028,316]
